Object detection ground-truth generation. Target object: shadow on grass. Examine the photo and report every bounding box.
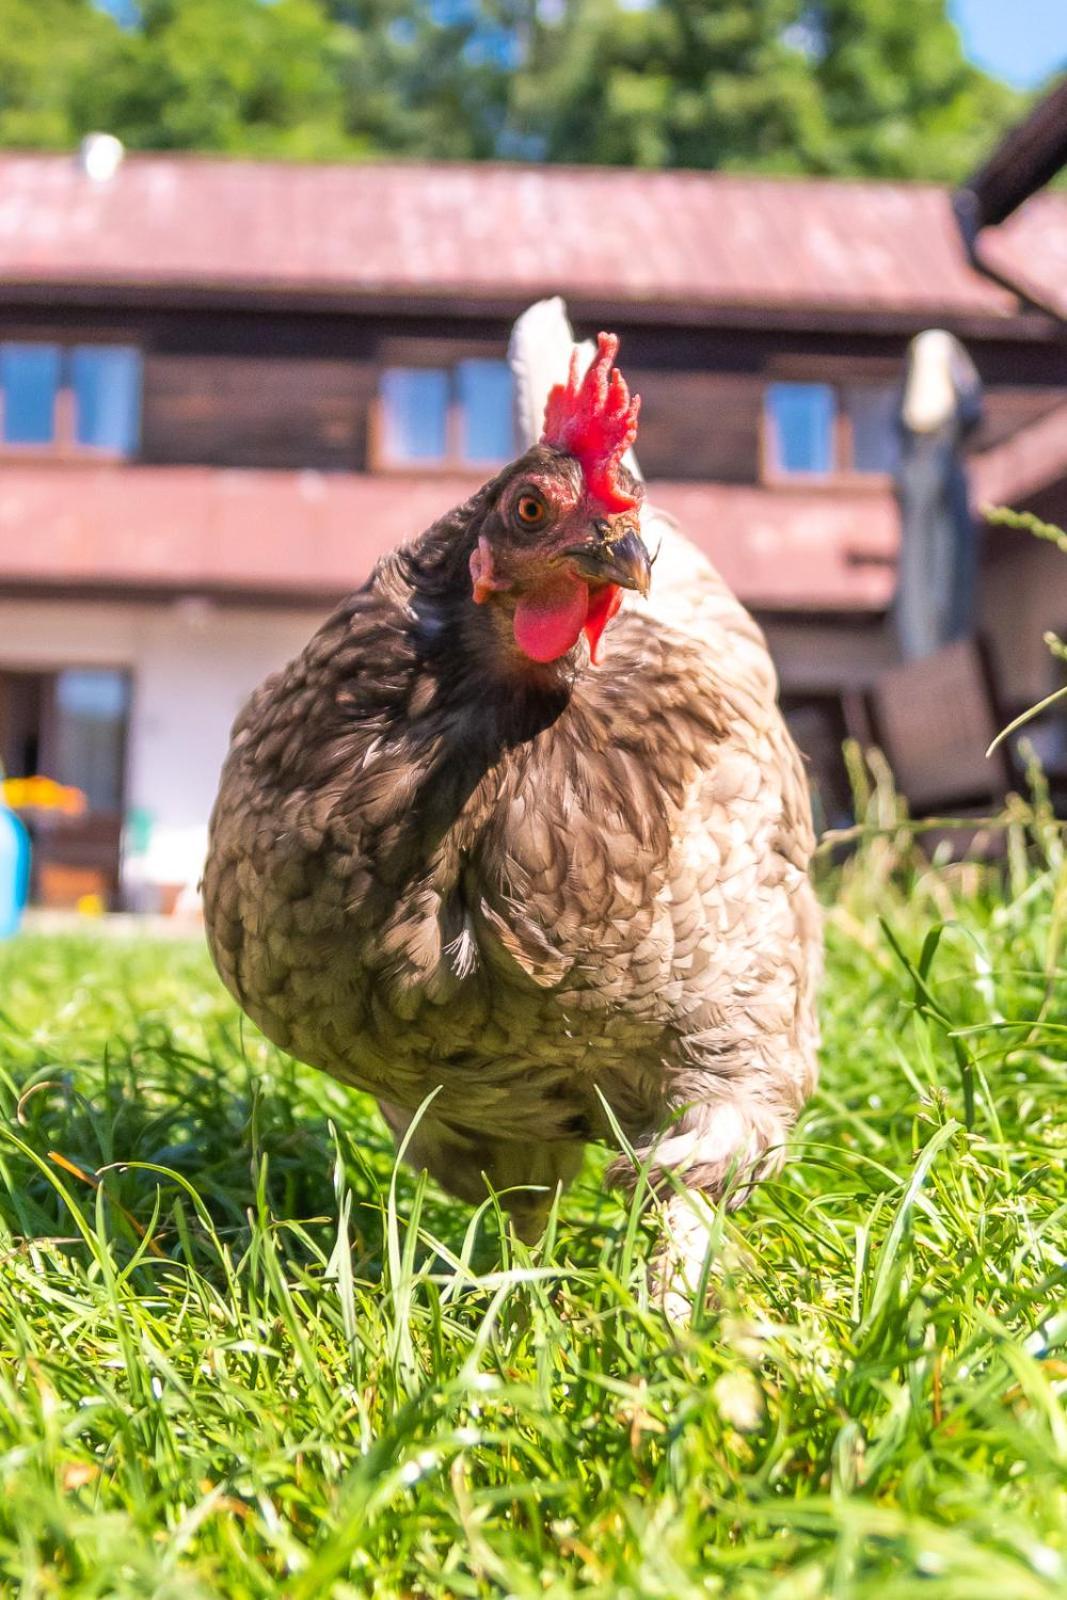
[2,1046,523,1282]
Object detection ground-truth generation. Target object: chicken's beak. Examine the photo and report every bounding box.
[565,526,652,597]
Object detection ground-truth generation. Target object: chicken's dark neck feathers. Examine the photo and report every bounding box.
[395,490,584,759]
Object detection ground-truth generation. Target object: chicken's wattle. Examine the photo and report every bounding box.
[513,578,622,665]
[584,582,624,664]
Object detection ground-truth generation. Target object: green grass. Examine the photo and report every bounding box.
[0,802,1064,1598]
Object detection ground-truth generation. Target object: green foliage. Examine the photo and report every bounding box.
[73,0,363,159]
[0,795,1064,1595]
[323,0,526,159]
[0,0,117,149]
[0,0,1026,180]
[512,0,1024,178]
[808,0,1027,178]
[511,0,825,171]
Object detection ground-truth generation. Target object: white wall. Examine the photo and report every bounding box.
[0,596,327,900]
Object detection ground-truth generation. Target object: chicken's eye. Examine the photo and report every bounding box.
[515,493,549,530]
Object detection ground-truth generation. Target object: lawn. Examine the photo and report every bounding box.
[0,796,1064,1598]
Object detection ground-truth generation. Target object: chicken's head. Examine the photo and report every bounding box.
[469,332,650,667]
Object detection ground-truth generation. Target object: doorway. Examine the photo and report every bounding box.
[0,665,131,908]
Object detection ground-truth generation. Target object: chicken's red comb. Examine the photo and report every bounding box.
[541,332,641,513]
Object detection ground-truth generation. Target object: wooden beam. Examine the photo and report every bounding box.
[958,75,1067,233]
[0,277,1057,343]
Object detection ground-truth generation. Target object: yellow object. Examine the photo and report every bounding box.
[76,894,105,919]
[1,776,87,816]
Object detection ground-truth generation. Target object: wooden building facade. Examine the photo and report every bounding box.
[0,145,1066,906]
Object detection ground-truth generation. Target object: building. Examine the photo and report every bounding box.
[1,134,1066,908]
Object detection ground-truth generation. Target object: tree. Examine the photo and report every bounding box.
[806,0,1026,179]
[320,0,526,159]
[72,0,362,158]
[0,0,118,149]
[0,0,1026,182]
[506,0,1024,181]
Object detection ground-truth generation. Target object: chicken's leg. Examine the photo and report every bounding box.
[611,1093,795,1320]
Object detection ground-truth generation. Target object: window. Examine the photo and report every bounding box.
[766,383,835,475]
[379,369,449,463]
[1,346,62,445]
[377,360,515,468]
[0,342,142,456]
[457,360,514,463]
[842,384,900,474]
[765,380,899,478]
[0,666,129,813]
[52,669,130,814]
[70,347,142,454]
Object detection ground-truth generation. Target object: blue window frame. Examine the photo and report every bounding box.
[766,382,835,476]
[767,380,899,477]
[1,345,62,446]
[0,341,142,455]
[379,368,449,463]
[457,359,515,463]
[379,360,514,467]
[71,346,142,454]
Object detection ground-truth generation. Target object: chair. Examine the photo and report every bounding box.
[843,637,1015,855]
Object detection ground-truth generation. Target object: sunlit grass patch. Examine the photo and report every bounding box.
[0,799,1063,1597]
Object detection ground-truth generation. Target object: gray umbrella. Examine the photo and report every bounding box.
[893,329,983,661]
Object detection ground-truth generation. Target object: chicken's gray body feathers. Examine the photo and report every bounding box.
[204,304,820,1247]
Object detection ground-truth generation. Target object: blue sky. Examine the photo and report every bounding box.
[951,0,1067,87]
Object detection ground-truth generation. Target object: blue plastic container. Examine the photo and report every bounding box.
[0,805,31,939]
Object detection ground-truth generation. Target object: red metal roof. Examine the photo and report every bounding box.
[0,463,896,613]
[0,151,1053,322]
[976,191,1067,320]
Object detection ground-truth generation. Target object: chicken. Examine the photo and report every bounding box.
[203,303,820,1290]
